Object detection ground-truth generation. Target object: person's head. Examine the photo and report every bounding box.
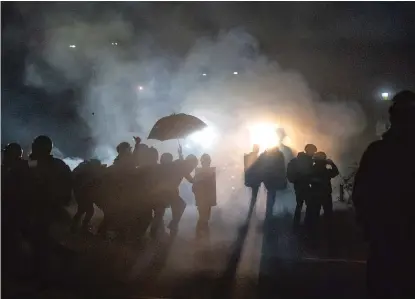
[3,143,23,161]
[304,144,317,157]
[276,128,287,143]
[252,144,260,154]
[313,151,327,161]
[32,135,53,158]
[185,154,198,171]
[200,153,211,168]
[389,90,415,128]
[116,142,132,156]
[147,147,159,165]
[160,153,174,164]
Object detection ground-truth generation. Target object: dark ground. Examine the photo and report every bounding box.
[2,191,368,299]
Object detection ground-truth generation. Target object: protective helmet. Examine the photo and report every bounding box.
[3,142,23,159]
[32,135,53,155]
[116,142,131,154]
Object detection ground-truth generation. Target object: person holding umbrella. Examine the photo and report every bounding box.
[147,113,208,237]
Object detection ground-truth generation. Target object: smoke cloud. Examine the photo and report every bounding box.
[16,10,367,230]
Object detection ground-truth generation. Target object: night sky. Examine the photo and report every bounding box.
[2,2,415,155]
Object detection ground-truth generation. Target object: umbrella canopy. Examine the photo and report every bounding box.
[148,113,207,141]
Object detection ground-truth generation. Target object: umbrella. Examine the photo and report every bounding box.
[148,113,207,141]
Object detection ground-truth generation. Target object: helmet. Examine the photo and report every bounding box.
[3,142,23,159]
[116,142,131,154]
[389,90,415,125]
[32,135,53,155]
[160,153,173,164]
[304,144,317,155]
[200,153,211,166]
[185,154,198,168]
[314,151,327,160]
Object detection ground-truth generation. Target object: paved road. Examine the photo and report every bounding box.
[3,188,368,299]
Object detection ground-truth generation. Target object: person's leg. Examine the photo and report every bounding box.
[71,198,86,233]
[249,185,260,214]
[322,194,333,234]
[265,189,276,223]
[169,194,186,236]
[81,201,94,232]
[293,192,305,229]
[150,205,166,239]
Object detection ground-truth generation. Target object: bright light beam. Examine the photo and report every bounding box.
[248,123,281,152]
[381,92,389,100]
[188,127,218,148]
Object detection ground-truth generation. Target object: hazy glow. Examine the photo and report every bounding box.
[233,71,238,75]
[381,92,389,100]
[188,127,218,148]
[137,85,144,91]
[248,123,281,152]
[111,42,118,46]
[202,73,207,76]
[69,44,76,48]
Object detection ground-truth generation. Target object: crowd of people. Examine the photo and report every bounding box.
[2,90,415,298]
[1,134,217,278]
[244,142,339,238]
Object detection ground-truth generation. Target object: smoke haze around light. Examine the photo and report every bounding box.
[9,13,368,231]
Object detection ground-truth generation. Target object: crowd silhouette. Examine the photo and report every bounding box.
[2,90,415,298]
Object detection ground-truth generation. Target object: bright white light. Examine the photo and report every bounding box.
[381,92,389,100]
[188,127,218,148]
[202,73,207,76]
[69,45,76,48]
[248,123,281,152]
[138,86,144,91]
[111,42,118,46]
[233,71,238,75]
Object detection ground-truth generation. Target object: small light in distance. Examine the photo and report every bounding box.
[69,44,76,48]
[111,42,118,46]
[137,85,144,91]
[202,73,207,76]
[381,92,390,100]
[233,71,238,75]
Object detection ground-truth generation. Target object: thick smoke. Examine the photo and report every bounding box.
[22,16,366,223]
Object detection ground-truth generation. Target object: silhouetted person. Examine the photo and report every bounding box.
[1,143,30,275]
[148,152,174,239]
[192,154,216,238]
[167,151,198,237]
[353,90,415,298]
[287,144,317,230]
[244,144,261,213]
[257,146,287,222]
[307,152,339,237]
[136,146,160,239]
[71,159,106,233]
[27,135,73,277]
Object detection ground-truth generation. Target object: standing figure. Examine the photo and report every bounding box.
[353,90,415,298]
[287,144,317,230]
[307,152,339,237]
[192,154,217,238]
[244,144,261,214]
[257,146,287,222]
[27,135,74,277]
[71,159,106,233]
[165,150,198,237]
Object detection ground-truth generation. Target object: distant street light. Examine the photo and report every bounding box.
[202,73,207,76]
[233,71,238,75]
[137,86,144,91]
[69,44,76,48]
[381,92,390,100]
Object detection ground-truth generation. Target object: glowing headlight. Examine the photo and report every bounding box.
[188,127,218,148]
[248,123,281,152]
